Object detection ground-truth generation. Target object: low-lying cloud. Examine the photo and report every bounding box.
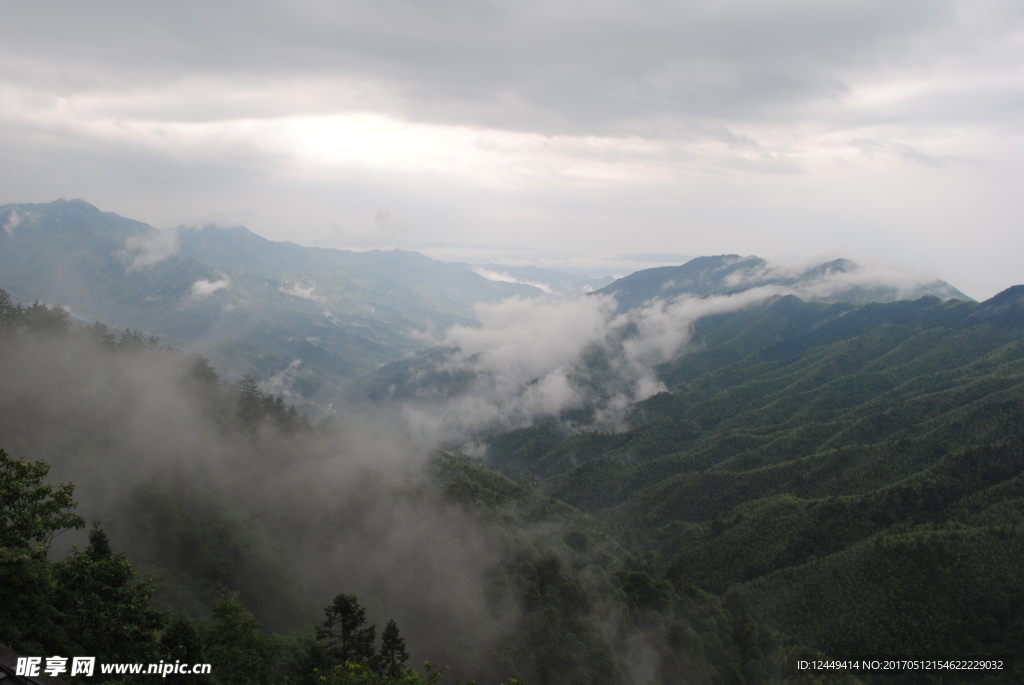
[394,256,970,443]
[280,281,323,302]
[120,227,181,271]
[398,285,792,443]
[471,266,553,293]
[3,208,24,235]
[187,276,230,299]
[723,256,965,301]
[0,324,513,679]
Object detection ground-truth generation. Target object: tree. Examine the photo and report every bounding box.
[0,448,84,552]
[0,288,22,335]
[162,612,213,685]
[118,327,160,351]
[1,450,82,654]
[84,321,117,351]
[316,594,378,666]
[23,301,71,336]
[0,543,72,656]
[188,353,220,385]
[375,620,410,678]
[205,599,280,685]
[52,525,165,663]
[234,374,266,429]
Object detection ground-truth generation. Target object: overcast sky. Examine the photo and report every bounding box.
[2,0,1021,298]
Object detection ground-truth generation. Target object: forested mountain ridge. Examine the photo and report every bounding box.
[0,199,541,411]
[1,200,974,420]
[0,288,859,684]
[595,255,971,311]
[479,288,1024,678]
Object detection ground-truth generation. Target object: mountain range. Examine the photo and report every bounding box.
[596,254,971,311]
[1,199,971,413]
[1,197,1021,683]
[1,199,549,407]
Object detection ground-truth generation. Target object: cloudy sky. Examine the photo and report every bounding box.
[2,0,1021,298]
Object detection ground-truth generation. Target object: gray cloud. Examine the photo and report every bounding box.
[1,0,1022,300]
[0,0,1003,135]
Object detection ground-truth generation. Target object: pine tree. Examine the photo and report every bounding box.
[316,594,378,666]
[375,619,409,677]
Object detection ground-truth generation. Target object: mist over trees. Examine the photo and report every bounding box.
[0,289,814,684]
[3,280,1022,684]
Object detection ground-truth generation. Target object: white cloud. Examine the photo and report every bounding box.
[3,209,23,235]
[400,284,793,441]
[259,359,304,403]
[187,276,230,300]
[280,281,322,302]
[471,266,553,293]
[119,227,180,270]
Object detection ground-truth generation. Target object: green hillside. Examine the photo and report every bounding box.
[479,289,1024,681]
[0,289,857,685]
[3,273,1020,682]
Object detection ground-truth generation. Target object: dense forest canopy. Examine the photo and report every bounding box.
[2,284,1022,684]
[480,289,1024,681]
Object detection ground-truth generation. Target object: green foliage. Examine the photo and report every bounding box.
[0,448,87,656]
[205,599,280,685]
[471,293,1024,679]
[317,594,378,667]
[17,283,1010,683]
[430,455,858,685]
[313,596,413,681]
[118,477,296,626]
[376,620,410,678]
[0,543,73,657]
[0,447,85,551]
[0,448,169,677]
[312,661,468,685]
[0,289,76,338]
[52,525,166,663]
[161,612,213,685]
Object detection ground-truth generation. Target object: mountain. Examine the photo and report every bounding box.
[0,199,545,408]
[361,261,975,428]
[475,290,1024,670]
[596,254,972,311]
[0,287,859,685]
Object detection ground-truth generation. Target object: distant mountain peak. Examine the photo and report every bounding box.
[596,255,972,310]
[984,284,1024,305]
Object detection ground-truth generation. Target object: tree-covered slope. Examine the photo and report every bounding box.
[1,288,854,685]
[595,255,971,312]
[478,289,1024,681]
[0,199,540,410]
